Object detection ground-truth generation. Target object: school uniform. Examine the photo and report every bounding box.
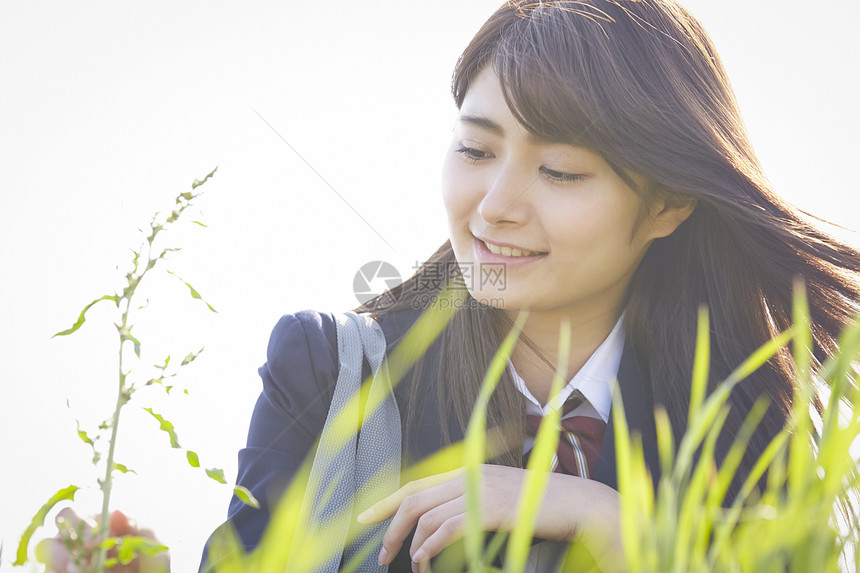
[200,308,660,572]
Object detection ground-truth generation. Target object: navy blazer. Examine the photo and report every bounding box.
[200,309,660,572]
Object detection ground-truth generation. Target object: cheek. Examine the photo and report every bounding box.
[441,157,474,223]
[542,197,639,261]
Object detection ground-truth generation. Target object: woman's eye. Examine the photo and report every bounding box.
[455,146,492,162]
[540,166,585,183]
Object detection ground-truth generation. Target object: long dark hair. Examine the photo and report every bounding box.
[359,0,860,497]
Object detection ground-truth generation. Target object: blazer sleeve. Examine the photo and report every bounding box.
[200,310,339,569]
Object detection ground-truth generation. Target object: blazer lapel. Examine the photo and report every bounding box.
[592,338,661,492]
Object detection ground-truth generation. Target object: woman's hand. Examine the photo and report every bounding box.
[35,508,169,573]
[356,465,623,572]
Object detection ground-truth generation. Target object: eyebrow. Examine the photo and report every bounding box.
[459,114,505,135]
[458,114,556,145]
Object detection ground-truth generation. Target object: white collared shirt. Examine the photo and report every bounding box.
[509,312,626,452]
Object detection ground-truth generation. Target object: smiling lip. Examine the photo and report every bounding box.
[473,236,548,265]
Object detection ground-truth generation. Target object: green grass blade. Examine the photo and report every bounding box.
[675,406,729,569]
[675,327,793,482]
[705,396,769,511]
[654,407,675,481]
[505,319,570,572]
[205,521,246,573]
[464,310,527,571]
[688,304,710,429]
[788,279,815,496]
[612,388,645,572]
[707,430,789,565]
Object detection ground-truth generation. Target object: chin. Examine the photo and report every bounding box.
[463,287,513,311]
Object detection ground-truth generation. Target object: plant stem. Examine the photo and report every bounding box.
[94,302,130,572]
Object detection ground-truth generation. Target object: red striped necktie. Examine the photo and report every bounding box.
[523,392,607,478]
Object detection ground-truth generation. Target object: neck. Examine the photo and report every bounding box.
[506,305,623,406]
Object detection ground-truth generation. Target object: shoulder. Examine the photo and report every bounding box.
[259,310,340,417]
[260,308,430,411]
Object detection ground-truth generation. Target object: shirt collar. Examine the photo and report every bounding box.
[509,312,626,422]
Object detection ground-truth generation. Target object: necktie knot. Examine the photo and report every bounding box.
[523,393,606,478]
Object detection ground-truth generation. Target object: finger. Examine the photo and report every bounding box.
[109,510,134,536]
[408,496,465,559]
[378,482,465,565]
[55,508,85,529]
[411,511,467,572]
[357,467,464,525]
[56,508,103,553]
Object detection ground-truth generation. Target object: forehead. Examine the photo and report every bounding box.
[460,67,505,107]
[457,67,605,159]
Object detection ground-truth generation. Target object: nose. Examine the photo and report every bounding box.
[477,160,534,226]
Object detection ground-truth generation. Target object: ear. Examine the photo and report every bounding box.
[647,193,696,239]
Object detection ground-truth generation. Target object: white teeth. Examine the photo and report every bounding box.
[484,241,542,257]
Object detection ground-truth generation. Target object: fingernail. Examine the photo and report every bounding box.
[356,508,373,524]
[377,547,388,565]
[412,548,426,564]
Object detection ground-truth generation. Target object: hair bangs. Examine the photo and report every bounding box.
[493,28,602,149]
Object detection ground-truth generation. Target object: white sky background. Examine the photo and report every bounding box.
[1,1,858,571]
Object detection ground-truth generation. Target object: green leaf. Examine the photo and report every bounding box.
[206,467,227,484]
[14,485,79,565]
[156,247,180,261]
[187,450,200,468]
[181,347,204,366]
[192,220,208,227]
[144,408,181,448]
[53,294,119,337]
[234,485,260,509]
[114,536,168,564]
[76,420,94,447]
[191,166,218,189]
[126,330,142,358]
[113,462,136,474]
[167,270,217,313]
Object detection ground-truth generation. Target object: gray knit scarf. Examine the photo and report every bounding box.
[289,311,401,572]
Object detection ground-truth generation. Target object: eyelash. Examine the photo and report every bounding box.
[455,146,490,162]
[539,166,586,184]
[455,146,585,184]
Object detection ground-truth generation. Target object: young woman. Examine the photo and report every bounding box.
[41,1,860,572]
[200,1,860,571]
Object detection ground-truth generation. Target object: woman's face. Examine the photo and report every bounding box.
[442,67,688,323]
